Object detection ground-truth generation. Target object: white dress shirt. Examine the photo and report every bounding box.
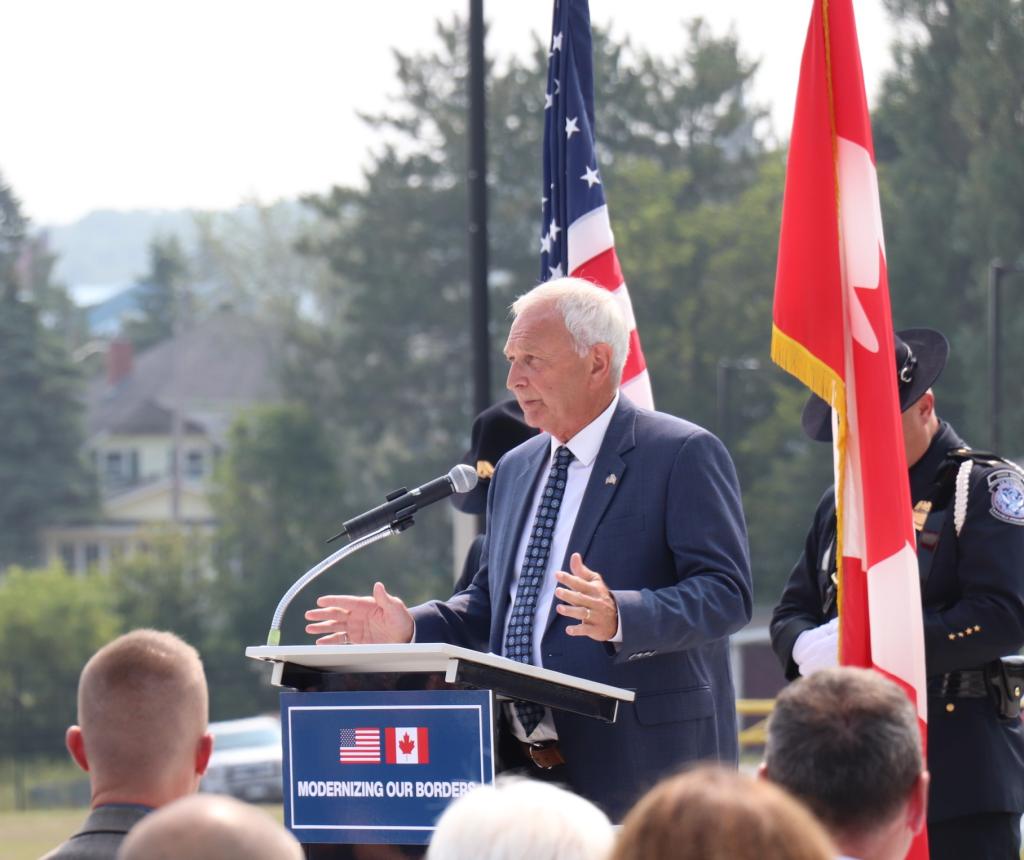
[504,393,619,741]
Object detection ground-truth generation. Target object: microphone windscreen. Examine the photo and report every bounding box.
[448,463,479,494]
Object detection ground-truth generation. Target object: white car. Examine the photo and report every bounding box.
[201,715,283,802]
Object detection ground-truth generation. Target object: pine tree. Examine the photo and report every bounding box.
[0,174,97,569]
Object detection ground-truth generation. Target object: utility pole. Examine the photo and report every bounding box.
[988,259,1024,452]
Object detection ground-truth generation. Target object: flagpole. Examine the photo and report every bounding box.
[467,0,490,537]
[468,0,490,423]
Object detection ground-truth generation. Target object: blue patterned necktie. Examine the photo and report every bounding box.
[505,445,574,736]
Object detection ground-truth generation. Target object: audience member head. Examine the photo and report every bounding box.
[117,794,303,860]
[762,666,929,860]
[427,777,614,860]
[66,629,212,808]
[609,765,834,860]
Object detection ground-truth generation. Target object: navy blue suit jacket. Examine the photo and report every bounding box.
[412,397,752,818]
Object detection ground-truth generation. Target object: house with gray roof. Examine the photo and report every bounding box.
[42,309,281,573]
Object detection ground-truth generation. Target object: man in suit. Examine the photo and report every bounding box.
[770,329,1024,859]
[43,629,213,860]
[306,277,752,819]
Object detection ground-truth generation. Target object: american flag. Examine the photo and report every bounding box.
[540,0,653,408]
[338,727,381,764]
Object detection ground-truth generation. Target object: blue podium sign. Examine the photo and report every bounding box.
[280,689,494,845]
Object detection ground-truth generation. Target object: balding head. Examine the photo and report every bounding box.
[68,629,211,807]
[427,777,613,860]
[117,794,303,860]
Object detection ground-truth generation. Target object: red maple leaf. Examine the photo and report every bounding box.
[399,732,415,755]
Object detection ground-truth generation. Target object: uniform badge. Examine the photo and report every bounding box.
[987,470,1024,525]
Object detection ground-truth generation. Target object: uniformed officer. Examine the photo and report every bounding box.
[770,328,1024,859]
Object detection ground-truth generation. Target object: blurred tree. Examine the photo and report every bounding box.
[106,528,259,721]
[875,0,1024,447]
[209,405,350,685]
[611,150,833,599]
[0,173,28,302]
[291,16,779,601]
[191,201,331,324]
[109,528,217,655]
[122,234,190,353]
[0,566,119,791]
[0,178,97,570]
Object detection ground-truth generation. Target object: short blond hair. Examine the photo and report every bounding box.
[79,629,208,783]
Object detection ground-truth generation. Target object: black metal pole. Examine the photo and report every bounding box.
[467,0,490,536]
[989,260,1003,452]
[468,0,490,419]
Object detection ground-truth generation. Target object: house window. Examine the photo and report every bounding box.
[85,544,100,568]
[59,543,76,572]
[104,451,124,479]
[185,450,205,478]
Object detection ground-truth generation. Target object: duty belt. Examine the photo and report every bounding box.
[928,670,988,698]
[928,658,1024,719]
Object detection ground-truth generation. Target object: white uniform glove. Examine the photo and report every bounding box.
[792,617,839,676]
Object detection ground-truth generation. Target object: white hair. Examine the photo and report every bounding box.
[426,777,614,860]
[511,277,630,382]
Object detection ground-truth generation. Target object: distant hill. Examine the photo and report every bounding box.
[39,202,311,310]
[41,208,201,291]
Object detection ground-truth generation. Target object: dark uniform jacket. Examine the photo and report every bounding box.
[40,803,151,860]
[771,422,1024,823]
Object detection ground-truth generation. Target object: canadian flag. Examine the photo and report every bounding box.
[772,2,928,858]
[385,727,430,765]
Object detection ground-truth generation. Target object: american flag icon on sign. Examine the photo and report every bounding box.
[339,727,381,764]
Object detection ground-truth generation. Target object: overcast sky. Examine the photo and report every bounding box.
[2,0,897,226]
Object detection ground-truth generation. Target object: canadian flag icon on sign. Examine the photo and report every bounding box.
[385,727,430,764]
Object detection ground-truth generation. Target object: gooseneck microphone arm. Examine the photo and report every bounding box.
[266,522,404,645]
[265,464,479,645]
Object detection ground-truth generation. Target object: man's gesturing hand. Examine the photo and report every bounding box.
[304,582,414,645]
[554,552,619,641]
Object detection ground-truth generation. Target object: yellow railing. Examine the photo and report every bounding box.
[736,698,775,749]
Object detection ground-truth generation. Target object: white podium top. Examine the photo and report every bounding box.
[246,643,634,702]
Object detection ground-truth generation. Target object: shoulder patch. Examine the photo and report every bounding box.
[987,469,1024,525]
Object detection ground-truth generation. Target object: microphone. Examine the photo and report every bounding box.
[327,464,478,543]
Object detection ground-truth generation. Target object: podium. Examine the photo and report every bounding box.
[246,644,634,855]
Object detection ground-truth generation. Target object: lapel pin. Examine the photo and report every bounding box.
[605,473,617,486]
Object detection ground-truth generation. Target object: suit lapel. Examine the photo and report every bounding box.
[490,438,549,648]
[542,398,638,635]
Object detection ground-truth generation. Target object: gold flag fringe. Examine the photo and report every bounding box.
[771,324,848,663]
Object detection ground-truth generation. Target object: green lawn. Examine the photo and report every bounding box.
[0,807,86,860]
[0,804,285,860]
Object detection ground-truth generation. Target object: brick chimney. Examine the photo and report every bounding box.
[107,338,134,385]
